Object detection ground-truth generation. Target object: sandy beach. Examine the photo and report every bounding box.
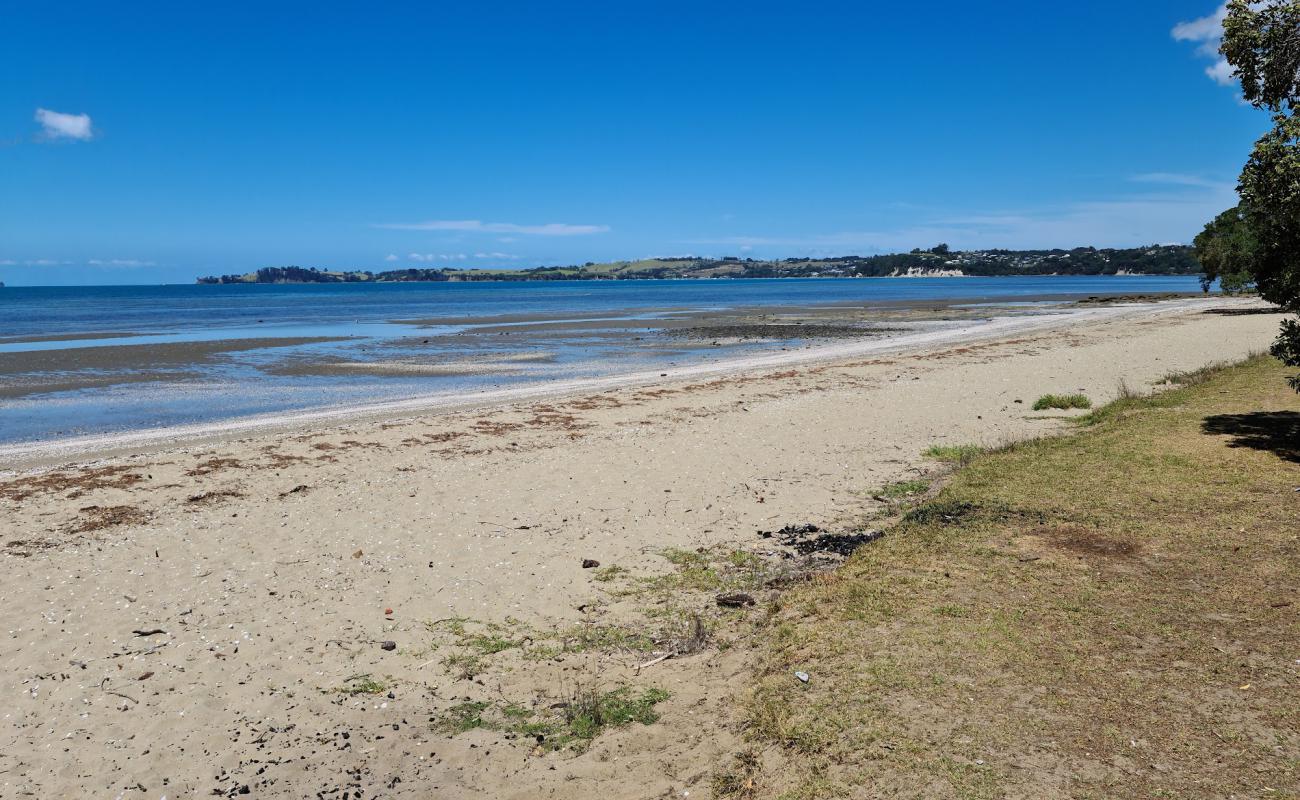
[0,297,1284,799]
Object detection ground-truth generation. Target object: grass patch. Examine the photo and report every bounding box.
[431,687,670,751]
[712,749,762,799]
[921,443,985,465]
[1160,359,1240,387]
[564,686,670,740]
[333,674,388,695]
[642,546,779,594]
[874,478,930,500]
[745,354,1300,798]
[591,564,628,581]
[1031,393,1092,410]
[436,701,492,734]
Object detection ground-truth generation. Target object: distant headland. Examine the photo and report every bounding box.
[195,244,1199,284]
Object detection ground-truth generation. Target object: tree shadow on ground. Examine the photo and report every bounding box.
[1201,306,1282,316]
[1202,411,1300,463]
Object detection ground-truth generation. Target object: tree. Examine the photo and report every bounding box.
[1193,206,1258,293]
[1221,0,1300,389]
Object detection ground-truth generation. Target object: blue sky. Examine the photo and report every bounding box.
[0,1,1266,285]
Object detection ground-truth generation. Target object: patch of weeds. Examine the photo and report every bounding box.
[1160,360,1234,387]
[650,547,725,591]
[1032,393,1092,411]
[591,564,628,582]
[922,443,985,465]
[434,701,492,734]
[442,651,485,680]
[557,622,656,654]
[564,686,670,740]
[433,688,669,751]
[463,633,523,654]
[424,616,471,637]
[500,702,532,721]
[334,674,388,695]
[727,549,764,569]
[642,546,785,595]
[712,749,762,799]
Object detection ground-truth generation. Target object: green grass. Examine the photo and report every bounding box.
[591,564,628,581]
[876,478,930,499]
[462,633,523,654]
[921,443,986,465]
[1031,393,1092,410]
[436,701,492,734]
[333,674,388,695]
[743,355,1300,798]
[430,687,670,751]
[564,687,671,740]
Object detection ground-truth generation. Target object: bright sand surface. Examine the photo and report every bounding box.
[0,297,1284,798]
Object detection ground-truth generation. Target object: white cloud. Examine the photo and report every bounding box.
[1205,57,1236,86]
[473,252,519,260]
[407,252,467,262]
[23,259,73,266]
[87,258,155,267]
[34,108,94,141]
[384,254,399,262]
[1172,5,1235,86]
[1130,172,1231,189]
[376,219,610,236]
[0,259,15,265]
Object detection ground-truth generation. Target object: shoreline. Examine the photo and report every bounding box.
[0,296,1243,469]
[0,296,1284,799]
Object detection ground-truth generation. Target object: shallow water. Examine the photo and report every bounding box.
[0,276,1206,445]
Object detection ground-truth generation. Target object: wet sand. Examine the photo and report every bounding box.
[0,336,350,373]
[0,331,148,345]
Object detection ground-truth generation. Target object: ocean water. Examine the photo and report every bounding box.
[0,276,1207,446]
[0,276,1205,339]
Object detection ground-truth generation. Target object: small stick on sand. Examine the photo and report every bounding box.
[635,653,672,673]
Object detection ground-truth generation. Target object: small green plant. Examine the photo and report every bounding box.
[1032,393,1092,411]
[591,564,628,582]
[650,548,725,591]
[334,674,388,695]
[431,687,670,750]
[436,701,492,733]
[463,633,523,654]
[564,687,670,740]
[922,443,985,464]
[442,651,485,680]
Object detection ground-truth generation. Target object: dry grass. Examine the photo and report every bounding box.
[743,354,1300,798]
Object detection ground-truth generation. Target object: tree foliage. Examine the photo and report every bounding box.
[1193,206,1257,293]
[1221,0,1300,389]
[1223,0,1300,112]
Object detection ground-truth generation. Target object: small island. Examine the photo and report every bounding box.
[196,244,1200,284]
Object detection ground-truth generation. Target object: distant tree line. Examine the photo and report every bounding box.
[196,245,1200,285]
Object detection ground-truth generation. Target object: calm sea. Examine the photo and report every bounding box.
[0,276,1207,446]
[0,276,1204,339]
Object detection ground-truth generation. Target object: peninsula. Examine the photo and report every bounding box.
[196,244,1200,284]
